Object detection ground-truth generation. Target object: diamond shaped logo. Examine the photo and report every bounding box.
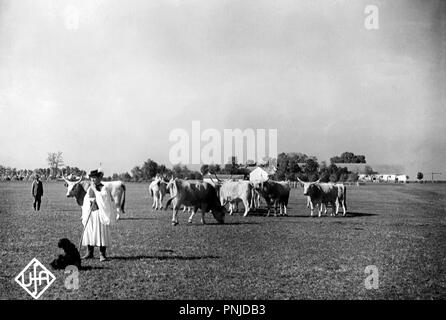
[15,258,56,299]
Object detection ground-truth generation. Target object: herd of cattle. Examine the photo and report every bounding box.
[63,175,348,226]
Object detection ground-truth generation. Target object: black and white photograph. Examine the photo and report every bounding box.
[0,0,445,306]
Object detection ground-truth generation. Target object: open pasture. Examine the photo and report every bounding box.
[1,181,445,299]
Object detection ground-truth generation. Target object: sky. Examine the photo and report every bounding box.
[0,0,445,179]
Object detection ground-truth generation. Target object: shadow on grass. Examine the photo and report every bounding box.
[111,255,220,261]
[118,217,157,221]
[76,266,107,271]
[344,211,378,217]
[200,221,260,226]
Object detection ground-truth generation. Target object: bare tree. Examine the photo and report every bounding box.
[47,151,64,178]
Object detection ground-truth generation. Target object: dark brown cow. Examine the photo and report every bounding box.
[165,178,227,225]
[253,180,290,216]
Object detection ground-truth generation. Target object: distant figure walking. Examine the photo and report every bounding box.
[31,174,44,211]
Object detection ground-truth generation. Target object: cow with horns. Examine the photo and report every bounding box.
[63,175,126,220]
[164,177,228,225]
[252,179,290,216]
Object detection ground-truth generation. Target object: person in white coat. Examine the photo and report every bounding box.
[81,169,117,262]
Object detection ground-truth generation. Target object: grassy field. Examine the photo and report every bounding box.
[1,181,445,300]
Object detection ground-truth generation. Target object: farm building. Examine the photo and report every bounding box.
[335,163,409,183]
[358,174,408,183]
[249,166,276,183]
[378,174,397,182]
[358,174,374,182]
[396,175,409,183]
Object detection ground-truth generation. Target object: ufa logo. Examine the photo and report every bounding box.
[364,265,379,289]
[15,258,56,299]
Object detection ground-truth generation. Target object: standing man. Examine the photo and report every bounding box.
[31,174,44,211]
[81,169,117,262]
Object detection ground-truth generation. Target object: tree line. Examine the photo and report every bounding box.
[1,151,373,182]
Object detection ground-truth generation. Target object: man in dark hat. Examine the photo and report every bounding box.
[80,169,117,262]
[31,174,44,211]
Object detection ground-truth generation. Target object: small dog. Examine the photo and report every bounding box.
[50,238,81,270]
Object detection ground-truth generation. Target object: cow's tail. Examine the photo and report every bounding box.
[121,184,126,213]
[164,195,177,211]
[150,187,154,198]
[343,186,347,211]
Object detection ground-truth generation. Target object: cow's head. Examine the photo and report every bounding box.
[211,203,227,224]
[253,180,270,195]
[166,176,176,191]
[63,175,84,198]
[297,178,320,196]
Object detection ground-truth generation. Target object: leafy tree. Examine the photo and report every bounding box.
[208,164,221,174]
[304,158,319,176]
[200,164,210,176]
[157,164,169,176]
[131,166,143,181]
[330,151,366,164]
[119,172,132,182]
[319,172,330,182]
[275,152,302,181]
[141,159,158,180]
[47,151,64,178]
[417,172,423,181]
[275,153,288,180]
[365,165,376,174]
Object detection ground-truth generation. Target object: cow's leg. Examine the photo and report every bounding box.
[229,202,234,215]
[188,207,198,224]
[157,193,162,210]
[199,205,207,224]
[273,200,278,217]
[154,194,158,210]
[157,191,162,210]
[342,200,347,216]
[333,200,338,216]
[159,194,164,210]
[200,210,206,225]
[154,192,159,210]
[266,200,271,217]
[309,201,314,217]
[318,203,323,217]
[243,199,250,217]
[172,208,179,226]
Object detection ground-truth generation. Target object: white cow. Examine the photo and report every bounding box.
[219,180,253,217]
[149,175,168,210]
[297,178,347,217]
[63,175,126,220]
